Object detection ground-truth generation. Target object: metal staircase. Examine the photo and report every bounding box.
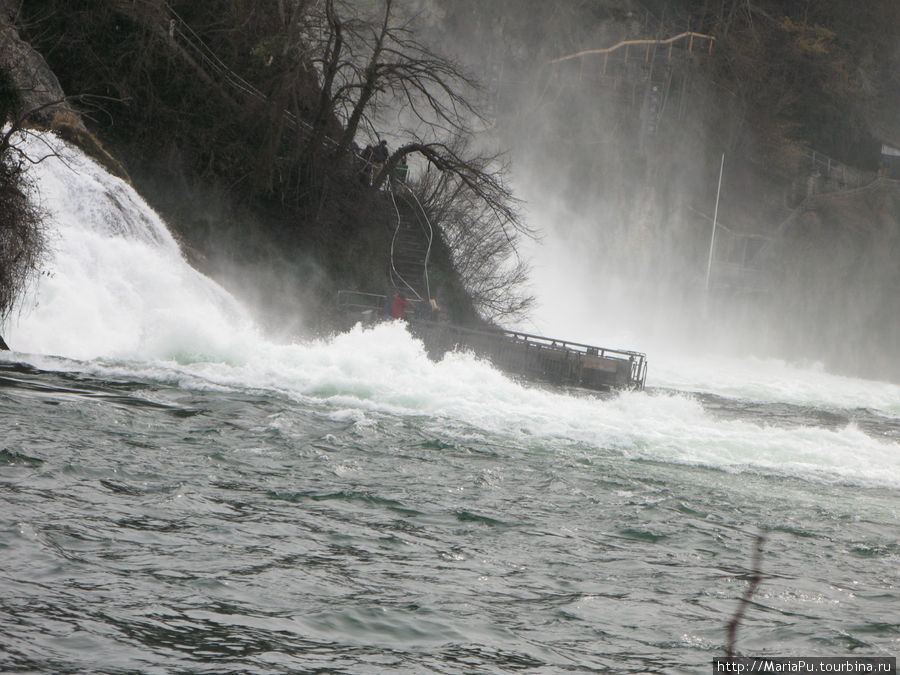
[388,183,433,302]
[148,0,437,305]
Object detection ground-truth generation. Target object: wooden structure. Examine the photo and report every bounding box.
[408,320,647,391]
[337,291,648,392]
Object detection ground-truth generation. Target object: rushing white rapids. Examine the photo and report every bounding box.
[4,131,900,489]
[6,131,258,362]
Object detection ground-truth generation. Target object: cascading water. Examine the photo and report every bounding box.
[1,131,897,673]
[7,132,899,488]
[5,131,258,362]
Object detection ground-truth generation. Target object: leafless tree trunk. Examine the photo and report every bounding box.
[0,114,48,329]
[333,0,394,158]
[402,138,534,322]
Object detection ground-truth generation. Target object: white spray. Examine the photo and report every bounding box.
[4,131,899,489]
[6,131,258,362]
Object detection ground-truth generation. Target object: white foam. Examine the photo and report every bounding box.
[31,320,892,489]
[650,352,900,416]
[5,131,258,362]
[4,132,899,490]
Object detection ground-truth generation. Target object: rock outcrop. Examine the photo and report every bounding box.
[0,1,128,179]
[0,0,73,125]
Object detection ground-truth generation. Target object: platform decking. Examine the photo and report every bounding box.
[337,291,647,391]
[408,319,647,392]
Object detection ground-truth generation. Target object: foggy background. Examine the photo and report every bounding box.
[406,0,900,383]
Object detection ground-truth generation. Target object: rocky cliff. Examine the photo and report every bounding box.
[0,2,125,178]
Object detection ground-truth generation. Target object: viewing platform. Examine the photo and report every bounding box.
[338,291,648,392]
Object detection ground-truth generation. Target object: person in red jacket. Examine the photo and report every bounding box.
[390,291,409,319]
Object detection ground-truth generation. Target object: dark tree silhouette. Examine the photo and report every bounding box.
[257,0,534,320]
[404,137,534,322]
[0,67,48,344]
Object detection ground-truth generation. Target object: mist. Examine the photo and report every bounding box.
[410,0,900,383]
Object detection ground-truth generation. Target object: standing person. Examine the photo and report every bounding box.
[390,291,409,320]
[371,139,389,184]
[372,139,389,165]
[360,144,374,184]
[393,154,409,186]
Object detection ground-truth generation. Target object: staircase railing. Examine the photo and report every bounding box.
[387,184,422,300]
[387,180,433,302]
[149,0,372,167]
[399,182,433,301]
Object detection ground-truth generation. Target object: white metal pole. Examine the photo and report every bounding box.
[705,153,725,292]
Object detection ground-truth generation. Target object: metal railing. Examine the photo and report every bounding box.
[387,183,432,301]
[409,319,648,391]
[336,291,648,390]
[337,290,389,313]
[388,181,433,301]
[803,149,875,193]
[337,290,433,321]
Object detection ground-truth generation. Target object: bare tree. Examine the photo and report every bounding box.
[318,0,484,154]
[0,151,44,324]
[376,140,526,226]
[407,138,534,322]
[271,0,535,320]
[0,68,47,341]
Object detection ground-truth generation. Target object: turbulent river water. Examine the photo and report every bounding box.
[1,134,898,674]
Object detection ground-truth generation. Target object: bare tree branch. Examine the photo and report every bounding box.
[397,138,534,322]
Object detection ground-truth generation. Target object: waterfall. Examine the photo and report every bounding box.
[4,130,258,362]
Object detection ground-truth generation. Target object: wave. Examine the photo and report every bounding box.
[5,130,258,361]
[5,321,899,490]
[3,131,898,490]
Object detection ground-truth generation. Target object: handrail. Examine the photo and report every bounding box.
[489,325,646,361]
[335,291,648,389]
[338,289,430,315]
[384,179,435,302]
[398,182,433,302]
[337,289,387,314]
[409,317,648,390]
[336,291,646,362]
[387,183,423,300]
[408,317,647,362]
